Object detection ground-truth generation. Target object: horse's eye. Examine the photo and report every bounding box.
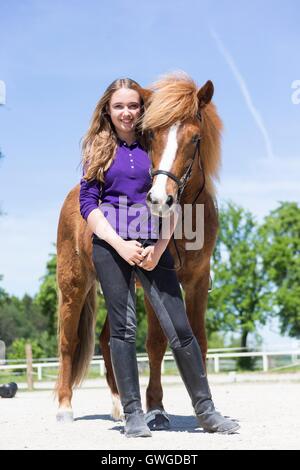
[148,130,154,140]
[191,134,200,144]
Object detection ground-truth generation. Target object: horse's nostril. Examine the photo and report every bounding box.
[166,195,174,207]
[146,192,152,204]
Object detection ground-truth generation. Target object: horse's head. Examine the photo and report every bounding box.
[142,74,221,217]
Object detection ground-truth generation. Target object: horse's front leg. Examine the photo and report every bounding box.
[182,268,211,367]
[144,295,170,430]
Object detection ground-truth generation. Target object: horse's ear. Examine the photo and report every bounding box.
[197,80,214,108]
[139,88,153,107]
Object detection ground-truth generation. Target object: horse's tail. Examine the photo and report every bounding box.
[72,283,97,386]
[55,282,97,395]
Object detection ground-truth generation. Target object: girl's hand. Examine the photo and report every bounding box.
[137,245,163,271]
[116,240,145,266]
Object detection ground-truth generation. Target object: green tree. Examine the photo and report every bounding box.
[207,202,270,367]
[95,292,108,355]
[207,332,226,349]
[0,276,9,306]
[7,338,44,360]
[136,288,148,353]
[21,294,49,336]
[35,248,57,336]
[259,202,300,338]
[0,293,48,349]
[0,302,25,346]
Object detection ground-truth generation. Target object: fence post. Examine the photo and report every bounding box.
[25,343,34,390]
[161,357,165,375]
[262,353,269,372]
[0,340,5,365]
[99,360,105,376]
[214,356,220,373]
[38,366,42,381]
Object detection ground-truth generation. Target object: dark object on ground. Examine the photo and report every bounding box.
[0,382,18,398]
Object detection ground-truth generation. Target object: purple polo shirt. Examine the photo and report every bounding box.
[79,140,160,239]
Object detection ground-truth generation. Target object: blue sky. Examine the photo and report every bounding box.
[1,1,300,347]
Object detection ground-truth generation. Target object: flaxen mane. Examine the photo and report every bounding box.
[142,72,223,197]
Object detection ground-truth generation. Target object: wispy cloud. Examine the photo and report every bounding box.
[210,28,275,160]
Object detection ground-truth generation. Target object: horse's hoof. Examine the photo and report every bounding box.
[56,409,74,423]
[111,394,123,421]
[145,409,170,431]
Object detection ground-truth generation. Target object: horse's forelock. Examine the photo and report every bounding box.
[142,73,199,130]
[142,73,223,198]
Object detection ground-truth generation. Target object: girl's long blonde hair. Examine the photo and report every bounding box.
[81,78,146,183]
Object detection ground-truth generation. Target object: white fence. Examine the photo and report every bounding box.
[0,349,299,381]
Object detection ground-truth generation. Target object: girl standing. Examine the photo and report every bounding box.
[80,78,239,438]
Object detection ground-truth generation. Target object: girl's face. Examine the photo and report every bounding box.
[108,88,141,138]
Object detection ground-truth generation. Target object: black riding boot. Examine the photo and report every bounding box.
[172,338,240,434]
[110,337,152,438]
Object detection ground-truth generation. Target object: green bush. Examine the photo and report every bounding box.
[7,338,44,360]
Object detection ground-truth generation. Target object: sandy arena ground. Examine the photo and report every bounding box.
[0,375,299,450]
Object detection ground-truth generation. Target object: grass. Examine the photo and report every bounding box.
[2,361,300,387]
[267,364,300,373]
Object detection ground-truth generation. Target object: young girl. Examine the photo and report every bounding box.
[79,78,239,438]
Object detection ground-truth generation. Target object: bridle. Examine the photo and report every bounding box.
[148,112,205,206]
[141,111,212,277]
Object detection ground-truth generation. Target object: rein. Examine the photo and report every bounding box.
[149,112,204,206]
[140,113,207,272]
[150,137,203,205]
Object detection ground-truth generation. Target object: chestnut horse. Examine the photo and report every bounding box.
[55,73,222,428]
